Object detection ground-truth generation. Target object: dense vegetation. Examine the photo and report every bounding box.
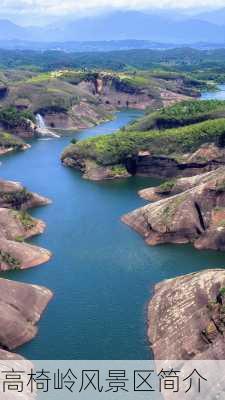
[0,107,35,129]
[16,210,36,230]
[0,132,25,150]
[0,48,225,74]
[62,118,225,166]
[0,189,32,209]
[127,100,225,131]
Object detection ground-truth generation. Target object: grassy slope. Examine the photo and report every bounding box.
[2,69,206,113]
[5,79,83,113]
[0,107,35,129]
[62,117,225,166]
[126,100,225,131]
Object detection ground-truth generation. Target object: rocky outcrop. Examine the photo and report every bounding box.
[0,278,52,350]
[0,237,51,271]
[0,350,35,399]
[12,118,37,139]
[0,131,29,154]
[139,165,225,202]
[148,269,225,359]
[0,179,52,270]
[0,208,45,241]
[62,158,130,180]
[122,166,225,250]
[43,102,112,131]
[0,179,51,210]
[0,181,53,392]
[126,144,225,179]
[77,72,192,111]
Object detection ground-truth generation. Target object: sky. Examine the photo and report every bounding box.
[1,0,225,25]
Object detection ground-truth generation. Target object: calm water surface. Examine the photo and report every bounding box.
[0,101,225,360]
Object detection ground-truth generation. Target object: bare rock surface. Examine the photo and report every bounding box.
[123,166,225,250]
[148,269,225,360]
[0,179,52,270]
[139,166,225,202]
[0,208,45,240]
[127,143,225,180]
[0,238,51,271]
[0,350,35,399]
[0,278,52,350]
[0,179,51,210]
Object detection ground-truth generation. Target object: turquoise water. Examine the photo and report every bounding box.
[0,101,225,360]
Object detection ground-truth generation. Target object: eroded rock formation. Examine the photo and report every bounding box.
[0,179,51,210]
[148,269,225,360]
[122,166,225,250]
[126,143,225,179]
[0,179,52,270]
[0,278,52,350]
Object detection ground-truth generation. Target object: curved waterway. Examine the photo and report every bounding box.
[1,95,225,360]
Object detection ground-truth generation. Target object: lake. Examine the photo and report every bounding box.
[0,95,225,360]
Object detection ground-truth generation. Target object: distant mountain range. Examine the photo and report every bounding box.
[1,9,225,47]
[196,7,225,26]
[0,39,224,52]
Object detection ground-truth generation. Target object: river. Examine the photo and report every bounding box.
[1,92,225,360]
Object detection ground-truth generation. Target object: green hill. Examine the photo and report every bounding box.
[62,117,225,166]
[126,100,225,131]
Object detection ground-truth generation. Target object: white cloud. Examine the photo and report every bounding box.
[1,0,225,18]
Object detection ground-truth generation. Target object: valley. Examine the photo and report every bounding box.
[1,46,225,364]
[0,80,225,361]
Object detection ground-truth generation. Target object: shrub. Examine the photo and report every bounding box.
[0,106,35,129]
[156,179,177,194]
[0,189,32,209]
[0,249,21,269]
[71,138,77,144]
[128,100,225,132]
[62,117,225,166]
[17,211,36,230]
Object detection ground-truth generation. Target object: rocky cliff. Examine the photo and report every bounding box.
[62,112,225,181]
[125,143,225,179]
[76,72,192,111]
[1,69,199,136]
[122,166,225,251]
[148,269,225,359]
